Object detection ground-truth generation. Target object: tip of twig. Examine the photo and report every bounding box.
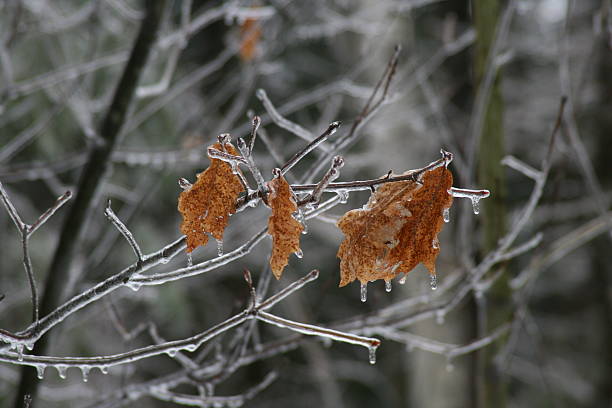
[243,269,253,287]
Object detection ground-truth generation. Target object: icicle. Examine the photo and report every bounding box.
[336,189,349,204]
[126,281,141,291]
[368,346,377,365]
[16,344,24,361]
[294,249,303,259]
[56,365,68,380]
[80,366,90,382]
[25,342,34,351]
[385,280,392,293]
[360,282,368,302]
[398,274,407,285]
[35,365,45,380]
[294,209,308,234]
[471,197,480,214]
[449,188,489,215]
[435,310,445,324]
[443,207,450,223]
[99,365,109,375]
[430,274,438,291]
[216,239,224,257]
[445,356,455,372]
[187,252,193,267]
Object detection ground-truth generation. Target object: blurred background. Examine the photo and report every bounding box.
[1,0,611,407]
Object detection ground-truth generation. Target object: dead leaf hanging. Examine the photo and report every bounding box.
[336,166,453,287]
[267,173,304,279]
[178,141,244,253]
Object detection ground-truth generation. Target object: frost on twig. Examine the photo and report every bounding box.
[0,182,72,325]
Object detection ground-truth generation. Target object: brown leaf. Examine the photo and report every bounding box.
[267,174,304,279]
[178,142,244,253]
[239,15,261,62]
[336,166,453,286]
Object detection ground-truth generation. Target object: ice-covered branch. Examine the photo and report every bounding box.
[103,200,144,262]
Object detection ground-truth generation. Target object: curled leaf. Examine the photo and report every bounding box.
[336,166,453,286]
[178,142,244,252]
[267,173,304,279]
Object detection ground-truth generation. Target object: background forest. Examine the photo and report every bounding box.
[1,1,611,407]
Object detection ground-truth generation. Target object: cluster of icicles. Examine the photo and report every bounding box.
[358,188,484,303]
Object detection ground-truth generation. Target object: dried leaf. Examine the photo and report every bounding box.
[178,142,244,252]
[267,174,304,279]
[336,166,453,286]
[239,15,261,62]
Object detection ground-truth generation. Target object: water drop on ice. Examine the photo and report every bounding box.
[166,349,177,358]
[185,344,197,352]
[360,282,368,303]
[398,274,407,285]
[294,249,303,259]
[385,280,392,293]
[25,342,34,351]
[471,197,481,215]
[432,238,440,249]
[80,366,90,382]
[216,239,224,257]
[443,207,450,223]
[56,365,68,379]
[36,365,45,380]
[368,346,377,365]
[99,365,109,375]
[430,274,438,291]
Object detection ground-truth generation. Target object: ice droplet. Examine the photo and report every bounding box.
[80,366,90,382]
[385,280,392,293]
[16,344,24,361]
[187,252,193,267]
[185,344,197,352]
[445,357,455,372]
[166,349,177,358]
[294,249,303,259]
[435,310,445,324]
[368,346,377,365]
[36,365,45,380]
[25,342,34,351]
[99,365,109,375]
[360,282,368,302]
[398,274,407,285]
[126,281,141,291]
[430,275,438,291]
[178,177,192,190]
[337,190,349,204]
[216,239,224,257]
[443,207,450,223]
[56,365,68,379]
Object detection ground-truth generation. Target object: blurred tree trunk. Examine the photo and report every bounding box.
[473,0,509,407]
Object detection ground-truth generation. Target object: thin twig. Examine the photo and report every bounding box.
[103,200,144,262]
[280,121,341,175]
